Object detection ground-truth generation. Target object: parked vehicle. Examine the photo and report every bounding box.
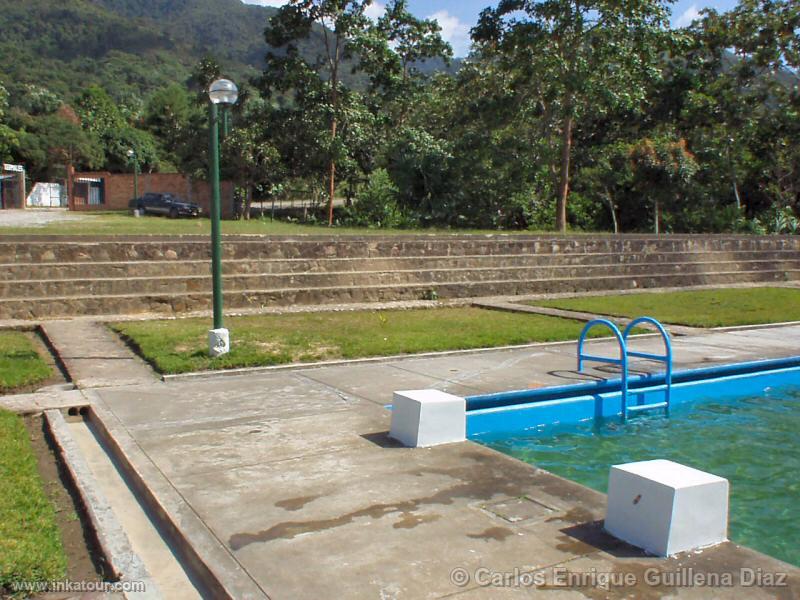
[129,193,201,218]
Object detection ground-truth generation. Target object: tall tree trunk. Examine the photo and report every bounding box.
[727,145,741,211]
[245,184,253,220]
[603,189,618,234]
[328,117,337,227]
[556,115,573,232]
[654,198,660,234]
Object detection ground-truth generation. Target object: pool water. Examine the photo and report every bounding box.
[475,386,800,566]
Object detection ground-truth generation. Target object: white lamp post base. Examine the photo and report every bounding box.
[208,328,230,357]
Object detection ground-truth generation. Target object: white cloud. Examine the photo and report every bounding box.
[427,10,471,57]
[364,1,386,21]
[241,0,287,7]
[675,4,701,28]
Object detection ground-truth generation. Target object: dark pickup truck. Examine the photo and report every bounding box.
[129,193,201,218]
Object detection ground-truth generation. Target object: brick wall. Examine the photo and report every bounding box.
[69,171,236,218]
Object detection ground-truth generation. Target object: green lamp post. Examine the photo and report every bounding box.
[207,78,239,357]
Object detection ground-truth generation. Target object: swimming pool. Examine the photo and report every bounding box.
[468,360,800,567]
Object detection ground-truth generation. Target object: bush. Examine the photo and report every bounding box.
[341,169,406,228]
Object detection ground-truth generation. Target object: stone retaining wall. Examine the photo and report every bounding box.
[2,235,799,320]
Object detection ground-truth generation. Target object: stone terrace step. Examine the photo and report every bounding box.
[1,268,797,320]
[3,249,800,281]
[2,235,799,263]
[4,260,800,299]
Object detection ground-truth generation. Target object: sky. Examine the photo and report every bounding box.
[241,0,741,57]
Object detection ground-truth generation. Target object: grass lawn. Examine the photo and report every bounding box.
[0,212,552,237]
[113,307,607,374]
[533,287,800,328]
[0,410,67,593]
[0,332,52,394]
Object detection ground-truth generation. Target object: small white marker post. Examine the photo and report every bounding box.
[208,328,230,358]
[390,389,466,448]
[605,459,729,557]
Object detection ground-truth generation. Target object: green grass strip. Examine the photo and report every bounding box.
[0,410,67,592]
[0,212,556,236]
[0,332,52,393]
[112,307,606,374]
[534,287,800,328]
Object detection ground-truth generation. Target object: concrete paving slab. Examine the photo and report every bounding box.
[85,325,800,599]
[98,372,358,431]
[692,327,800,356]
[0,389,87,413]
[298,363,483,404]
[170,441,608,600]
[41,321,156,388]
[84,399,269,599]
[387,349,590,394]
[133,403,389,479]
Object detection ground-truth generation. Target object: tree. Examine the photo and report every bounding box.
[75,86,125,135]
[473,0,675,231]
[263,1,375,225]
[222,114,284,219]
[261,0,450,225]
[144,83,197,169]
[360,1,452,124]
[0,83,20,161]
[75,85,159,172]
[629,136,698,233]
[16,106,104,179]
[684,0,800,217]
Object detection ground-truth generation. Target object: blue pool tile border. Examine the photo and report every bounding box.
[467,356,800,438]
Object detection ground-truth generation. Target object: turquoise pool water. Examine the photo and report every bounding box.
[475,386,800,566]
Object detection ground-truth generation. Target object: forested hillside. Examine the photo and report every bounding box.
[0,0,277,102]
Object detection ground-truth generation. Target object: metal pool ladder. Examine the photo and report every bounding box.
[577,316,673,422]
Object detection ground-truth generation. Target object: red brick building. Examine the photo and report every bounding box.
[68,169,236,218]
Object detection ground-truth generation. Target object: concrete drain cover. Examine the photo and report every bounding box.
[482,497,557,523]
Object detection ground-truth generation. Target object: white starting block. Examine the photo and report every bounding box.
[605,459,729,557]
[389,389,466,448]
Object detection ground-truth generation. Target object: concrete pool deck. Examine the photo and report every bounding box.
[3,323,800,598]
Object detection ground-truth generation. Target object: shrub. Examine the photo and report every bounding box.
[342,169,405,228]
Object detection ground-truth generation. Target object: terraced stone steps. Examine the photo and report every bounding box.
[1,268,796,321]
[3,249,800,280]
[3,235,799,263]
[2,235,798,320]
[3,259,800,299]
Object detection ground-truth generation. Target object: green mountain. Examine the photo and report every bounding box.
[0,0,463,110]
[0,0,279,105]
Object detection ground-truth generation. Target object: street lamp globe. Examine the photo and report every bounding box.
[126,149,135,158]
[208,79,239,105]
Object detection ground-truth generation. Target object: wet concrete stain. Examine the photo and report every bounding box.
[467,527,515,542]
[546,506,597,525]
[275,494,322,511]
[392,512,441,529]
[554,533,597,556]
[229,451,540,550]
